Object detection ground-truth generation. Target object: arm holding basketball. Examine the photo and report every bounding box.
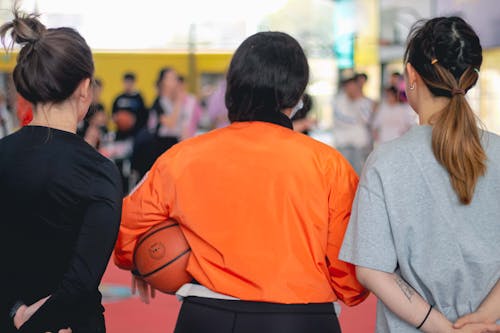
[17,162,122,333]
[114,157,172,270]
[326,154,369,306]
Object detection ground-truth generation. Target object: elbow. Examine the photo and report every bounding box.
[355,265,371,288]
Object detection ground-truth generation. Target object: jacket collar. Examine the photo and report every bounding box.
[244,111,293,130]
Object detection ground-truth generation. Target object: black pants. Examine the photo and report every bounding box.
[174,297,341,333]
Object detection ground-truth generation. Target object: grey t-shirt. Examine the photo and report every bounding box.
[339,125,500,332]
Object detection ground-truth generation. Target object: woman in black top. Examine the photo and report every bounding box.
[0,10,122,333]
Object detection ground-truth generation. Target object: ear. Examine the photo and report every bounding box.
[405,63,420,86]
[77,78,92,101]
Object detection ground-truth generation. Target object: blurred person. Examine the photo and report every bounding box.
[77,103,109,148]
[92,79,105,112]
[340,17,500,333]
[390,71,408,103]
[205,78,230,129]
[77,80,108,147]
[16,94,32,126]
[372,86,416,145]
[112,72,146,131]
[115,31,368,333]
[333,69,375,174]
[130,67,185,181]
[148,67,186,154]
[291,93,316,135]
[389,71,402,87]
[356,72,368,92]
[0,10,122,333]
[177,75,202,140]
[0,92,14,138]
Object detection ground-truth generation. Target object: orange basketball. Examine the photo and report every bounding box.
[114,110,136,132]
[133,220,192,294]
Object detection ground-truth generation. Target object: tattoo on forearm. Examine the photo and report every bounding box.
[395,276,415,302]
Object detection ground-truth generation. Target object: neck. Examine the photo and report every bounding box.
[30,102,79,134]
[415,93,450,125]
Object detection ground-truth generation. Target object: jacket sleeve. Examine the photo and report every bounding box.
[326,153,370,306]
[114,158,171,270]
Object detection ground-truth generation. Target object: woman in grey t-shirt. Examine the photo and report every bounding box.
[340,17,500,333]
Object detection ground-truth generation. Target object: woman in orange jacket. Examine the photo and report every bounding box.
[114,31,368,333]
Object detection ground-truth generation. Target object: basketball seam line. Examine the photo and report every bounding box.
[139,248,191,278]
[133,222,179,267]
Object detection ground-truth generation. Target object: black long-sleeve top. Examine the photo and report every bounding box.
[0,126,122,333]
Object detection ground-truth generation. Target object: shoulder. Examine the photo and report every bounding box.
[364,125,430,176]
[482,130,500,153]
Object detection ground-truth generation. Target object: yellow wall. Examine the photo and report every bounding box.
[354,0,380,101]
[93,51,232,113]
[0,50,233,114]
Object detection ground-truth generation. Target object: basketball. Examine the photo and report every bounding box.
[114,110,136,132]
[133,220,192,294]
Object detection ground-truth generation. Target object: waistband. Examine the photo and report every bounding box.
[183,296,337,315]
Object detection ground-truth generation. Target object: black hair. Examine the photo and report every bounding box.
[404,16,484,205]
[156,67,173,88]
[0,10,94,104]
[225,31,309,122]
[356,73,368,81]
[124,72,136,81]
[94,78,102,88]
[385,85,398,96]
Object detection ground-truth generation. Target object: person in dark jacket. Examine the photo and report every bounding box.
[0,10,122,333]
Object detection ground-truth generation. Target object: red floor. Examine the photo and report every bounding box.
[101,262,376,333]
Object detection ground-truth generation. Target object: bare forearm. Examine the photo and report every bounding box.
[356,266,453,333]
[477,279,500,322]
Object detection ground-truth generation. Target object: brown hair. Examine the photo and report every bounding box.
[404,17,485,205]
[0,9,94,105]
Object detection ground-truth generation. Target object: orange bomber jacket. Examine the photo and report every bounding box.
[114,114,369,306]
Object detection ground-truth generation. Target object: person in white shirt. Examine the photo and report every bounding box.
[372,86,417,145]
[333,70,375,174]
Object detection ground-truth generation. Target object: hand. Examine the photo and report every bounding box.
[455,311,497,328]
[44,329,72,333]
[132,274,156,304]
[14,296,50,329]
[453,322,500,333]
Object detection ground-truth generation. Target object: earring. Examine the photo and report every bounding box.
[409,82,416,90]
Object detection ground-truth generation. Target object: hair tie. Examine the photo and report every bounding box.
[451,88,465,96]
[474,68,480,74]
[431,58,439,65]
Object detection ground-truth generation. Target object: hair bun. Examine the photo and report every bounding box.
[0,10,46,49]
[11,11,46,44]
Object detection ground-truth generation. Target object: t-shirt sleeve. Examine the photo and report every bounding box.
[339,153,398,273]
[18,161,123,333]
[114,156,172,270]
[326,152,369,306]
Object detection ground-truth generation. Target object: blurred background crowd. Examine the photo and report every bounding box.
[0,0,499,194]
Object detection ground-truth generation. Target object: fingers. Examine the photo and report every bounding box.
[137,278,150,304]
[454,314,474,329]
[58,328,72,333]
[132,275,155,304]
[131,275,137,295]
